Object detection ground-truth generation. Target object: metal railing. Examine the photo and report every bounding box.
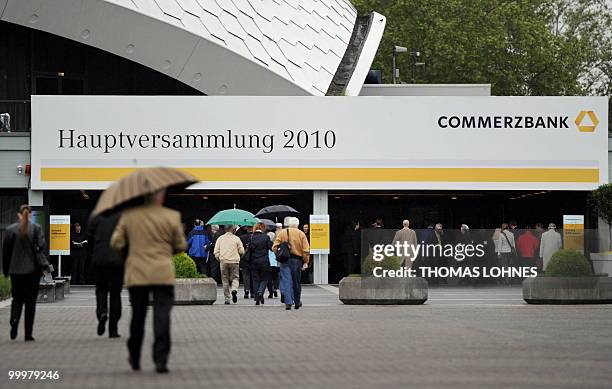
[0,100,31,132]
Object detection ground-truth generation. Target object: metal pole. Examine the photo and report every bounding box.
[392,52,397,84]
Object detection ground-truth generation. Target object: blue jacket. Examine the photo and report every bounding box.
[187,226,210,258]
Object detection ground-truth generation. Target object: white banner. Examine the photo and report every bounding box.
[31,95,608,190]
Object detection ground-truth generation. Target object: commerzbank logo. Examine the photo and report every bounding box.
[575,110,599,132]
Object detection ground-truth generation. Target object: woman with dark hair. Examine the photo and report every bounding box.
[2,205,49,341]
[247,222,273,305]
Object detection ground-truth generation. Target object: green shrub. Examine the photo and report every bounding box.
[173,253,203,279]
[361,253,401,276]
[546,250,593,277]
[0,276,11,301]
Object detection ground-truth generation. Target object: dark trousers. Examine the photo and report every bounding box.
[204,257,221,283]
[242,267,255,295]
[192,256,206,275]
[251,268,272,297]
[127,286,174,367]
[267,268,279,294]
[10,272,40,338]
[95,266,123,334]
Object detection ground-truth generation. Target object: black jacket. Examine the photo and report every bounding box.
[247,231,272,270]
[2,222,45,277]
[87,213,122,268]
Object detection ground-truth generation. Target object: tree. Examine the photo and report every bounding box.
[352,0,612,100]
[591,184,612,251]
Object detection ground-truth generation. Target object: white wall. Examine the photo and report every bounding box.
[0,133,29,188]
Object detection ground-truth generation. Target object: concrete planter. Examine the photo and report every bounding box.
[590,252,612,276]
[53,280,66,300]
[339,276,428,305]
[55,276,71,294]
[37,282,55,303]
[523,276,612,304]
[174,278,217,305]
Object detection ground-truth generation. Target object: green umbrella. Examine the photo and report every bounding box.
[206,208,259,226]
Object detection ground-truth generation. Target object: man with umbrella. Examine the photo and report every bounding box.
[94,167,194,374]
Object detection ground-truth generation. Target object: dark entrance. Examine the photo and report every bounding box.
[328,190,593,283]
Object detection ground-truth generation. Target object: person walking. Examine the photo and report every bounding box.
[392,219,418,268]
[239,226,255,299]
[205,225,222,283]
[214,225,244,304]
[248,222,273,305]
[266,226,280,298]
[2,205,49,341]
[496,223,516,285]
[540,223,562,271]
[88,212,123,338]
[516,226,540,270]
[273,217,310,310]
[187,219,210,275]
[111,189,186,374]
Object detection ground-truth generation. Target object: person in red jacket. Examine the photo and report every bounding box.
[516,226,540,269]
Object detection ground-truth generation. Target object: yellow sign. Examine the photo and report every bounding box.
[563,215,584,252]
[49,215,71,255]
[309,215,330,254]
[575,111,599,132]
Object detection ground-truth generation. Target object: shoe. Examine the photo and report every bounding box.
[280,295,285,304]
[260,295,265,305]
[268,292,274,299]
[224,300,230,305]
[255,298,260,306]
[274,290,278,298]
[295,302,302,310]
[155,365,169,374]
[244,292,249,299]
[24,336,35,342]
[232,290,238,303]
[97,314,107,336]
[128,356,140,371]
[109,332,121,338]
[285,304,292,310]
[10,323,17,340]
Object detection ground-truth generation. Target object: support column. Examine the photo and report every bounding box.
[312,190,328,284]
[28,190,43,206]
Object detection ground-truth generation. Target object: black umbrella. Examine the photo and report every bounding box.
[255,205,299,221]
[258,218,277,231]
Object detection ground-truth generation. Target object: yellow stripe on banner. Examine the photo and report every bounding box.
[40,167,600,183]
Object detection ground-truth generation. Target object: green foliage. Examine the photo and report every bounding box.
[361,252,402,276]
[173,253,203,279]
[545,249,593,276]
[0,276,11,300]
[591,184,612,251]
[591,184,612,225]
[352,0,612,99]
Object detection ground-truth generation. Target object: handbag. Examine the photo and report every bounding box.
[26,225,51,272]
[275,228,292,263]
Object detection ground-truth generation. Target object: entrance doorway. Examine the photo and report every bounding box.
[327,190,592,283]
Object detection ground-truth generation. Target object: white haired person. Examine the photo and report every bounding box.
[272,217,310,310]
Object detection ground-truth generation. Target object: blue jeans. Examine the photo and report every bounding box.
[279,257,302,305]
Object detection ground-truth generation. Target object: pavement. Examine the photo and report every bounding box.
[0,285,611,389]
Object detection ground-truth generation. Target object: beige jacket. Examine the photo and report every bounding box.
[272,228,310,264]
[393,227,418,267]
[213,232,244,264]
[110,204,186,287]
